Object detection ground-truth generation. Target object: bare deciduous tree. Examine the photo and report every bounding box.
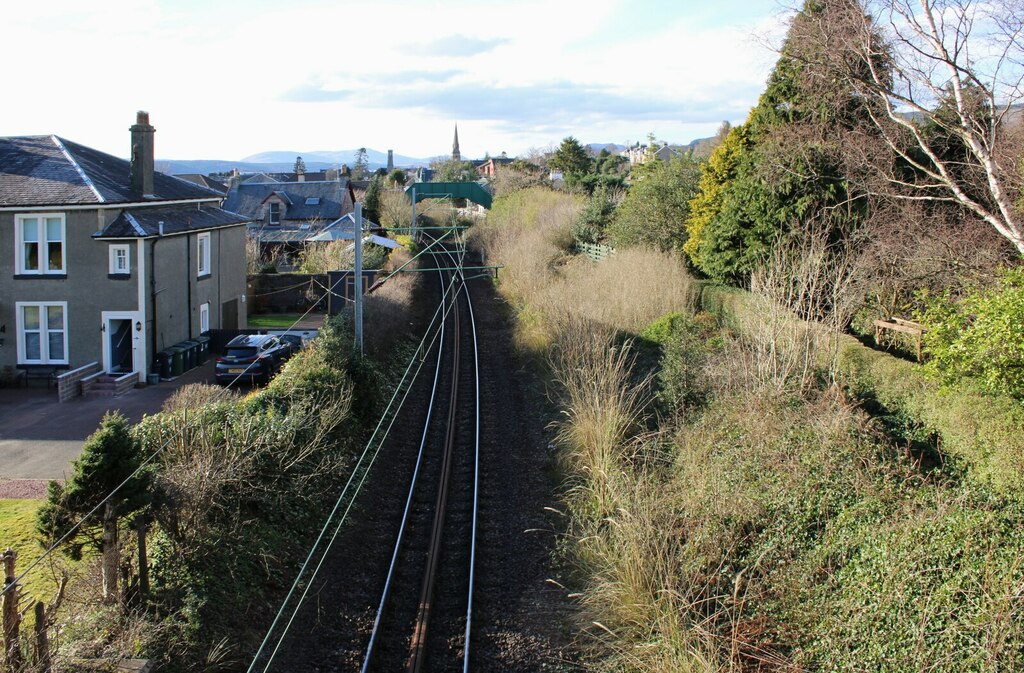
[739,219,859,394]
[797,0,1024,254]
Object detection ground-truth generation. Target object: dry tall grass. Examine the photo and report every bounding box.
[473,187,716,670]
[471,188,697,346]
[549,319,721,672]
[363,247,420,357]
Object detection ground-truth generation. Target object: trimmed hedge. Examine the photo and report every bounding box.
[696,282,1024,493]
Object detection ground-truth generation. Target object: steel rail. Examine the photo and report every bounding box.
[360,229,465,672]
[359,272,462,673]
[251,269,464,673]
[459,236,482,673]
[417,228,482,673]
[358,225,481,673]
[406,263,461,673]
[437,228,482,673]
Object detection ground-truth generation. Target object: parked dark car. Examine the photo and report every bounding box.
[277,333,305,360]
[215,334,286,385]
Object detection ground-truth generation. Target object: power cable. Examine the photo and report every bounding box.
[246,268,464,673]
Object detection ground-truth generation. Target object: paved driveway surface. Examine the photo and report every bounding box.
[0,363,217,482]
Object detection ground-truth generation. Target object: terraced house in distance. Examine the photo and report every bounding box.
[0,112,251,388]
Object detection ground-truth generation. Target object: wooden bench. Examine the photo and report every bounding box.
[874,317,927,362]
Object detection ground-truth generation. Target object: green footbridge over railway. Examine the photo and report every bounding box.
[406,182,493,210]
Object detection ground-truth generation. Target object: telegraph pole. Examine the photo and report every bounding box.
[411,187,417,232]
[354,203,364,355]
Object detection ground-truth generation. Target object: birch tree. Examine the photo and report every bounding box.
[796,0,1024,254]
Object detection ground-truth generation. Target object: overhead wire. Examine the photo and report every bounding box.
[359,224,470,672]
[247,254,466,673]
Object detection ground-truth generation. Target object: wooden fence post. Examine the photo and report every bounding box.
[33,602,49,673]
[136,517,149,602]
[2,549,22,673]
[101,502,119,605]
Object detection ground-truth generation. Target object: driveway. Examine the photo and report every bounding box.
[0,362,218,485]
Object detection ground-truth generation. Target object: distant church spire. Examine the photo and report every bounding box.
[452,123,461,161]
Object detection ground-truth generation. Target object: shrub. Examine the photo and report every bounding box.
[640,312,713,419]
[918,267,1024,398]
[571,183,618,245]
[162,384,238,414]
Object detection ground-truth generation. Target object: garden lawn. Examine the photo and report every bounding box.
[247,313,307,328]
[0,499,66,606]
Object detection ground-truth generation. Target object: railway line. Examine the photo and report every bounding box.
[250,223,573,672]
[360,235,480,672]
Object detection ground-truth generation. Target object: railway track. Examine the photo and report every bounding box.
[360,233,480,673]
[249,221,574,672]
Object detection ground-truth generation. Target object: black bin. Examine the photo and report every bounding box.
[155,351,172,381]
[179,341,196,371]
[195,335,210,365]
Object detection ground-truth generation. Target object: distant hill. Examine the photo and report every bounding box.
[156,159,339,175]
[587,143,626,154]
[156,148,431,178]
[241,148,428,168]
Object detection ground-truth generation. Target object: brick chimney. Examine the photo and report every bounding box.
[129,111,155,196]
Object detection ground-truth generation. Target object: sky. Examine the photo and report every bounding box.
[5,0,792,162]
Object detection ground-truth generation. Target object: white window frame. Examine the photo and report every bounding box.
[109,244,130,275]
[197,232,211,277]
[15,213,66,275]
[199,302,210,334]
[15,301,69,364]
[269,202,281,225]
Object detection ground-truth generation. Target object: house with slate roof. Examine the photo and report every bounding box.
[0,112,250,384]
[224,178,356,262]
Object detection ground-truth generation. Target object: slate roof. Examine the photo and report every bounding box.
[240,173,280,184]
[254,229,316,243]
[0,135,224,206]
[95,203,250,239]
[174,173,228,194]
[223,180,349,223]
[283,171,336,182]
[308,212,380,241]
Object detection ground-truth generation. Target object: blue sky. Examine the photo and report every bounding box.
[6,0,790,161]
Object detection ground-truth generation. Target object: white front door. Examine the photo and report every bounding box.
[101,311,142,375]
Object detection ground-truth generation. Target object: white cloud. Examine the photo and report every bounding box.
[5,0,788,159]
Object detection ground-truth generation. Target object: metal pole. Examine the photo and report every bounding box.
[354,203,364,355]
[411,187,417,232]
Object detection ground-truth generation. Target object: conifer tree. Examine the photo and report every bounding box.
[363,175,383,222]
[685,0,873,282]
[37,411,152,603]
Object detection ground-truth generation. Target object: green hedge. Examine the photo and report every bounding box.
[695,282,1024,493]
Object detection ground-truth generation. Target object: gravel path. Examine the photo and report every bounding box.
[0,479,51,499]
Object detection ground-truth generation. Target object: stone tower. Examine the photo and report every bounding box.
[452,124,461,162]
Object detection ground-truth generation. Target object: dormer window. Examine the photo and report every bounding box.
[269,202,281,225]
